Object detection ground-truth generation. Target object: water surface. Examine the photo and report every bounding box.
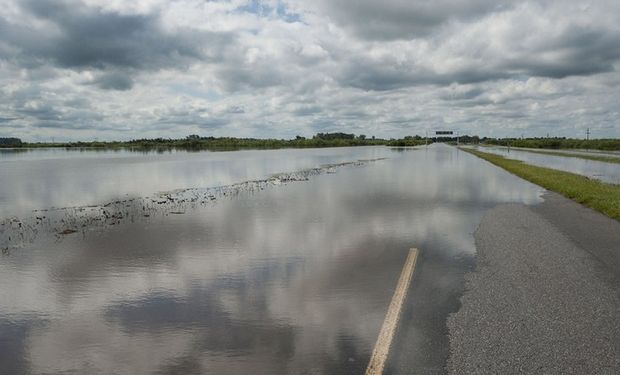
[510,147,620,158]
[0,145,543,374]
[0,147,392,217]
[468,145,620,184]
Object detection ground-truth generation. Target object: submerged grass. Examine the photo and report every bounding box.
[461,148,620,221]
[480,145,620,164]
[522,149,620,164]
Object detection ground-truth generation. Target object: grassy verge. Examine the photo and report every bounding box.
[460,148,620,221]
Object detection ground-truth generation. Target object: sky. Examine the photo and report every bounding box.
[0,0,619,141]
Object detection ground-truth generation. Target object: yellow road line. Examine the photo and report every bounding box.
[365,248,419,375]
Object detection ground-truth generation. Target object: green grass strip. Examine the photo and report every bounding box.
[460,148,620,221]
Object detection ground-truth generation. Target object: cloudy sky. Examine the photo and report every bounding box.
[0,0,619,141]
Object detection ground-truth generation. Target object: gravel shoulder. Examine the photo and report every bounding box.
[447,192,619,374]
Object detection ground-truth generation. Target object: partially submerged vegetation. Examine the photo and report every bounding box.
[508,148,620,164]
[4,133,428,150]
[481,137,620,151]
[461,148,620,221]
[1,157,386,250]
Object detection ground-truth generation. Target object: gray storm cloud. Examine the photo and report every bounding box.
[5,0,230,70]
[0,0,618,140]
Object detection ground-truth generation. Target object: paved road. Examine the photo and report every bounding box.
[447,191,619,374]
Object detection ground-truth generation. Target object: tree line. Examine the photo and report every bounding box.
[3,133,427,150]
[0,137,22,147]
[5,134,618,151]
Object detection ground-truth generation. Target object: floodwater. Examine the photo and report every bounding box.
[467,145,620,184]
[0,144,543,374]
[0,147,393,218]
[511,147,620,158]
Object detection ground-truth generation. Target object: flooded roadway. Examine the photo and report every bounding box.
[465,145,620,184]
[0,144,543,374]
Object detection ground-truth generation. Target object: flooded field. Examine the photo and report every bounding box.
[510,147,620,158]
[0,145,543,374]
[0,147,395,218]
[467,145,620,184]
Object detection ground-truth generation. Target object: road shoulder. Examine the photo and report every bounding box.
[447,197,619,374]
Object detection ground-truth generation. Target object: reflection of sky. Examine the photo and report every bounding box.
[511,147,620,158]
[0,147,392,217]
[0,145,543,374]
[470,146,620,184]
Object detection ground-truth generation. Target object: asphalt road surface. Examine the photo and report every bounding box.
[447,191,619,374]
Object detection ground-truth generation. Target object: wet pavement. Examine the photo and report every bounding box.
[448,196,619,374]
[0,144,543,374]
[465,145,620,184]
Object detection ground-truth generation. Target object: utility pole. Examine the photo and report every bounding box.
[586,128,590,141]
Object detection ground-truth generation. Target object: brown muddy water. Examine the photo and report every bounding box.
[0,144,543,374]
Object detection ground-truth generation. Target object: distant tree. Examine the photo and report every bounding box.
[358,134,366,140]
[0,137,22,147]
[186,134,200,140]
[313,132,355,140]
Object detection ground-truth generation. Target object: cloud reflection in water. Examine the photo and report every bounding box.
[0,145,543,374]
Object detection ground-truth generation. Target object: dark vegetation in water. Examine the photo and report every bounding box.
[481,137,620,151]
[0,158,387,252]
[5,133,428,150]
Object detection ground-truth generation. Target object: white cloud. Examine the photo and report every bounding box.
[0,0,618,141]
